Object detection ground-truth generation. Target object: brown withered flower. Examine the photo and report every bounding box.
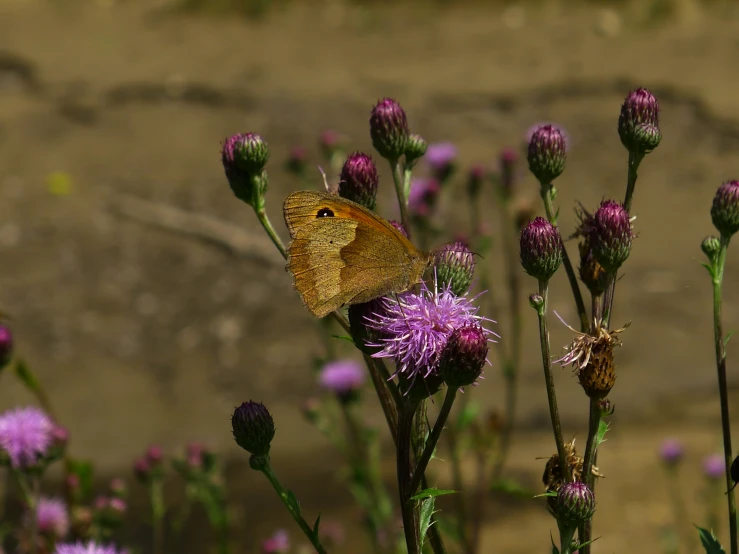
[541,439,603,515]
[556,316,629,399]
[572,204,609,296]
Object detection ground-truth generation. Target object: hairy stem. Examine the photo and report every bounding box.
[578,398,602,554]
[391,158,412,239]
[255,207,287,259]
[398,401,422,554]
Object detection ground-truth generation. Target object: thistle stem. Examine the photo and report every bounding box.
[578,398,602,554]
[363,355,399,446]
[409,387,458,497]
[390,158,412,239]
[28,475,40,554]
[535,279,571,483]
[398,401,422,554]
[150,479,165,554]
[540,184,588,332]
[255,207,287,259]
[260,461,328,554]
[711,235,737,554]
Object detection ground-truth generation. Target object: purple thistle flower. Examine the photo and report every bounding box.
[0,406,56,469]
[659,439,684,466]
[365,278,496,384]
[26,497,69,539]
[55,541,127,554]
[425,142,457,182]
[704,454,725,480]
[318,359,366,399]
[262,529,289,553]
[408,178,440,218]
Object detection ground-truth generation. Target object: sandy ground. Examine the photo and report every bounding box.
[2,0,739,551]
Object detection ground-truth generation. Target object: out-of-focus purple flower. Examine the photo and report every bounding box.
[659,439,684,466]
[0,406,56,469]
[366,279,496,384]
[408,178,440,218]
[0,325,12,367]
[27,497,69,539]
[318,359,366,400]
[425,142,457,182]
[262,529,289,553]
[498,147,518,198]
[704,454,725,480]
[284,145,308,176]
[55,541,127,554]
[109,478,126,498]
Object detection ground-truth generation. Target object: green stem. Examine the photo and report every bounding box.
[712,235,737,554]
[390,159,412,239]
[397,401,421,554]
[150,480,165,554]
[535,279,571,483]
[540,184,588,332]
[255,206,287,259]
[27,475,40,554]
[578,398,602,554]
[363,355,399,446]
[409,387,457,497]
[665,465,693,553]
[260,461,328,554]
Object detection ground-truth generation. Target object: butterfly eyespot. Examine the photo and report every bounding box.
[316,208,334,218]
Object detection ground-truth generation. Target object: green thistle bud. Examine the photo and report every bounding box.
[439,324,489,389]
[338,152,379,211]
[520,217,563,282]
[618,88,661,154]
[711,180,739,238]
[556,481,596,528]
[590,200,634,273]
[701,235,721,262]
[434,241,475,296]
[405,133,428,165]
[231,401,275,457]
[529,294,544,311]
[221,133,269,209]
[369,98,409,161]
[527,124,567,186]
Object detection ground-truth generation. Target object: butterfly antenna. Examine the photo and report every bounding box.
[318,165,331,193]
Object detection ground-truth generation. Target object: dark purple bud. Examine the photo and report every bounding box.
[348,297,390,354]
[618,88,661,153]
[0,325,12,368]
[284,145,308,176]
[221,133,269,208]
[338,152,379,211]
[527,124,567,185]
[232,401,275,457]
[404,133,428,164]
[659,439,684,467]
[434,241,475,296]
[711,180,739,238]
[520,217,563,282]
[369,98,409,161]
[591,200,634,273]
[556,481,596,528]
[498,147,518,198]
[439,324,489,388]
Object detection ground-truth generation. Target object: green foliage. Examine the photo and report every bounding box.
[418,497,436,550]
[410,488,456,501]
[696,526,726,554]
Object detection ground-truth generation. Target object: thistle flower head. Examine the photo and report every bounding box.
[701,235,721,262]
[262,530,289,553]
[618,87,661,153]
[221,133,269,208]
[704,454,724,480]
[556,318,629,399]
[711,180,739,238]
[660,439,684,466]
[25,497,69,540]
[408,178,440,218]
[0,324,12,367]
[434,241,475,296]
[338,152,379,211]
[365,279,495,387]
[590,199,634,273]
[318,359,366,402]
[369,98,409,161]
[0,406,56,469]
[526,124,567,185]
[425,142,457,183]
[54,541,127,554]
[520,217,563,282]
[556,481,596,528]
[438,324,489,389]
[542,439,603,515]
[573,205,608,295]
[231,401,275,457]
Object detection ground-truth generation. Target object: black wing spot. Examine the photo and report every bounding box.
[317,207,334,218]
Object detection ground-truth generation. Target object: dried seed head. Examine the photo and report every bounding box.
[542,439,602,515]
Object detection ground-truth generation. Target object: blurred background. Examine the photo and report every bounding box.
[2,0,739,551]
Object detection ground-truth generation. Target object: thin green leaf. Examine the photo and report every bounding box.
[696,526,726,553]
[724,331,734,348]
[594,419,610,450]
[410,488,457,501]
[313,514,321,539]
[13,359,42,394]
[490,478,538,498]
[331,335,355,344]
[418,497,436,549]
[550,532,560,554]
[702,263,715,278]
[286,490,301,516]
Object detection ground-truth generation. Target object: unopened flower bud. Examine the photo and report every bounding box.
[348,298,389,354]
[520,217,563,282]
[527,124,567,185]
[702,235,721,261]
[0,325,12,368]
[618,88,661,153]
[556,481,596,528]
[338,152,379,210]
[597,398,614,417]
[529,294,544,311]
[434,242,475,296]
[439,324,489,388]
[370,98,409,160]
[711,180,739,238]
[591,200,634,273]
[232,401,275,457]
[405,133,427,165]
[222,133,269,208]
